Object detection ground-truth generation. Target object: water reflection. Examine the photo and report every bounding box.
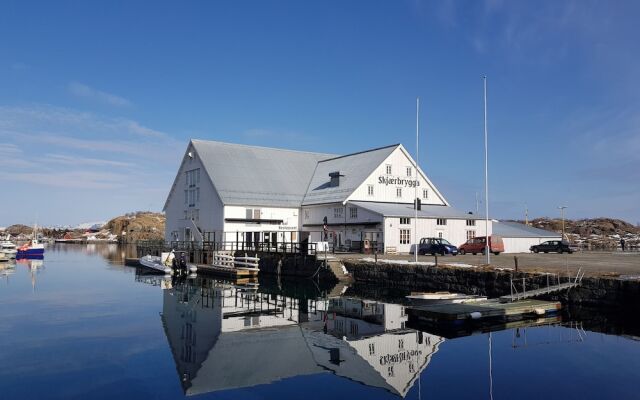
[160,276,443,397]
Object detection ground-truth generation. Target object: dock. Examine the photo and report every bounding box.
[407,299,562,324]
[194,264,259,278]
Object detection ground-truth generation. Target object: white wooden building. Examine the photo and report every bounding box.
[163,140,489,253]
[493,221,562,253]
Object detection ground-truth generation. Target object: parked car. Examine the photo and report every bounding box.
[459,236,504,255]
[530,240,574,254]
[411,238,458,256]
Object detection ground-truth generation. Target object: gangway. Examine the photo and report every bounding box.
[500,268,585,303]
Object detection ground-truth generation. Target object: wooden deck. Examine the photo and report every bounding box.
[407,299,562,323]
[195,264,259,278]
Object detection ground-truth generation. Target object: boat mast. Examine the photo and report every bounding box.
[483,76,490,265]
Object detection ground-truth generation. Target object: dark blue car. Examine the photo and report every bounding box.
[411,238,458,256]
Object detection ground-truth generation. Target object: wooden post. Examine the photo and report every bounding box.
[514,256,519,272]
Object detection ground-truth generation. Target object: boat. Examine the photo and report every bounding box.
[139,253,173,274]
[406,291,487,305]
[0,235,17,259]
[0,251,8,262]
[16,225,45,258]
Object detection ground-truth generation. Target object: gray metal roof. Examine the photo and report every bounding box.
[350,201,481,219]
[302,144,399,205]
[493,221,561,238]
[192,140,336,207]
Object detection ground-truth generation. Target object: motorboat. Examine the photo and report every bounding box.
[139,254,173,274]
[16,226,45,258]
[1,236,17,259]
[406,291,487,305]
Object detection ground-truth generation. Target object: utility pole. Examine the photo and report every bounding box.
[414,97,419,263]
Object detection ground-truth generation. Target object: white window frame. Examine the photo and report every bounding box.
[385,164,392,175]
[399,217,410,225]
[406,166,412,177]
[423,189,429,199]
[349,207,357,219]
[367,184,374,196]
[466,219,476,226]
[334,207,343,219]
[437,218,447,226]
[467,230,476,240]
[400,229,411,244]
[396,187,402,198]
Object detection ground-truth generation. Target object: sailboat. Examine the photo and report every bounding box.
[16,225,45,258]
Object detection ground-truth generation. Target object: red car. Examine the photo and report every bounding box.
[459,236,504,255]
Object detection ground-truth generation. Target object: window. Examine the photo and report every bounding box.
[349,321,359,335]
[398,339,404,349]
[467,230,476,240]
[423,189,429,199]
[400,217,410,225]
[438,231,443,239]
[185,168,200,188]
[388,366,394,377]
[466,219,476,226]
[367,184,374,196]
[334,207,343,218]
[385,164,392,175]
[246,208,261,220]
[437,218,447,226]
[400,229,411,244]
[184,190,188,205]
[406,166,412,177]
[349,207,358,219]
[396,187,402,198]
[369,343,375,355]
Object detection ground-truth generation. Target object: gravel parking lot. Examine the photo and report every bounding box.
[337,251,640,277]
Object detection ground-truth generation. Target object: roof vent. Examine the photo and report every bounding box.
[329,171,344,187]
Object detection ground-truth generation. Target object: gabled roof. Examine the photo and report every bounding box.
[302,144,399,205]
[493,221,561,238]
[192,140,336,207]
[350,201,480,219]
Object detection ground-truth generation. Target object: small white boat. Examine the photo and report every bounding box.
[139,254,173,274]
[406,291,487,305]
[0,236,17,259]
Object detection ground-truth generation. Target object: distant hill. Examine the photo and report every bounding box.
[514,217,640,236]
[104,211,165,243]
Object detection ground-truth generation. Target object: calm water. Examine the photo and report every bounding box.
[1,245,639,400]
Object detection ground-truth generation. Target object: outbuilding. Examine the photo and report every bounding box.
[492,221,562,253]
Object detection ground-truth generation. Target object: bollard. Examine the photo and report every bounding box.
[514,256,519,272]
[435,254,438,266]
[374,249,378,264]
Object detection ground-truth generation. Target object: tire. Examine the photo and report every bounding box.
[431,252,436,256]
[493,252,500,256]
[558,249,563,254]
[481,249,486,255]
[459,249,466,255]
[533,248,539,254]
[440,251,446,256]
[472,253,477,255]
[544,251,548,254]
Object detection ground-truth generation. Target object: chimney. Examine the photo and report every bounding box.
[329,171,344,187]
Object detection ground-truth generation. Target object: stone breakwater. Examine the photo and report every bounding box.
[343,260,640,309]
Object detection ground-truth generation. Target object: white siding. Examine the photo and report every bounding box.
[502,237,562,253]
[383,217,490,253]
[165,143,224,241]
[348,146,447,206]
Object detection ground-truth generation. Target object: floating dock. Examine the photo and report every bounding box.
[407,299,562,324]
[194,264,259,279]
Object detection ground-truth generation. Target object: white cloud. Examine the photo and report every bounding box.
[43,154,136,168]
[68,82,132,107]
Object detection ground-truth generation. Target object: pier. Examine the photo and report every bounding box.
[407,299,562,323]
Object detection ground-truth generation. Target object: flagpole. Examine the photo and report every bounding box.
[414,97,419,263]
[483,76,490,265]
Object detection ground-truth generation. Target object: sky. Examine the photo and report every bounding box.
[1,0,639,227]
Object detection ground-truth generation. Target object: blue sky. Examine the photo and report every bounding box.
[1,0,639,226]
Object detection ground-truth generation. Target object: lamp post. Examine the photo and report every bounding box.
[558,206,567,240]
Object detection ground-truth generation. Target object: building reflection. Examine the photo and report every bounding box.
[160,276,443,397]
